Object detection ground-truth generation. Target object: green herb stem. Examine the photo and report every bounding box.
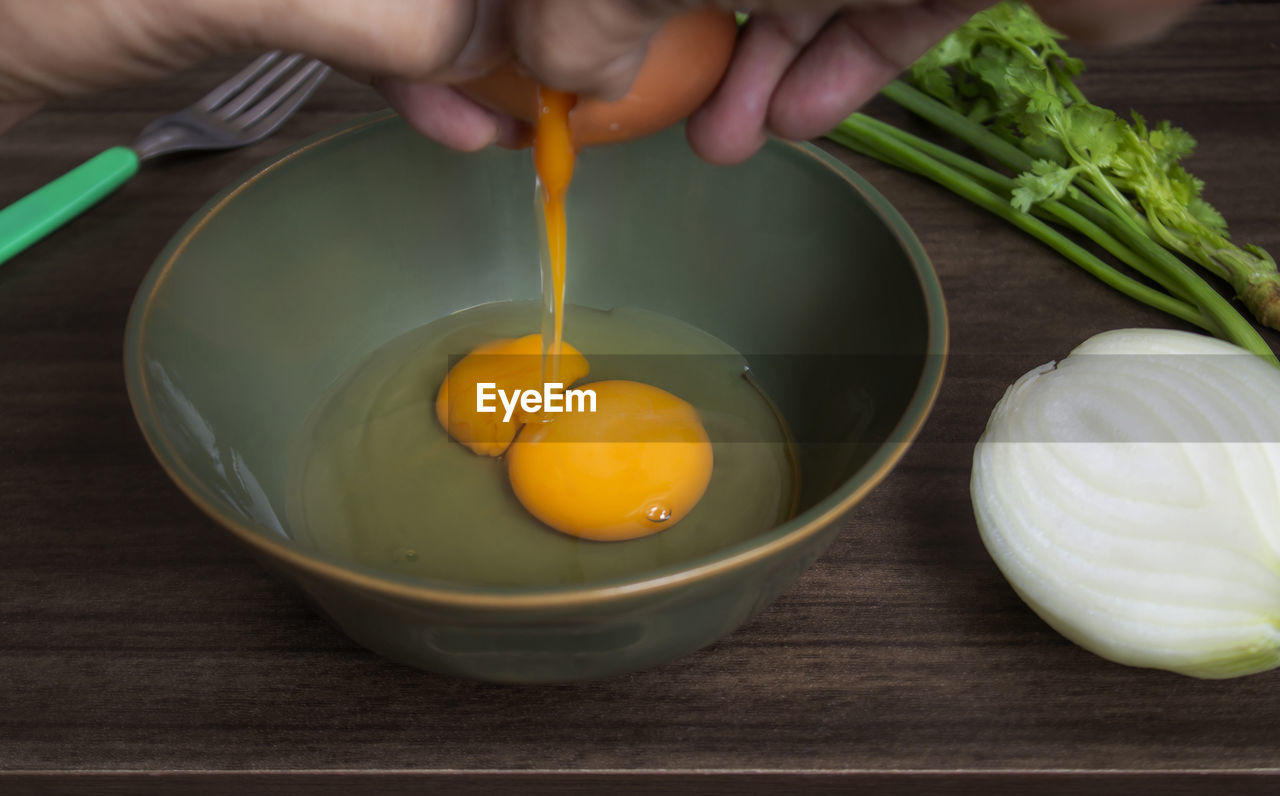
[880,81,1034,173]
[1052,188,1259,337]
[827,122,1211,333]
[853,114,1201,308]
[1049,61,1088,106]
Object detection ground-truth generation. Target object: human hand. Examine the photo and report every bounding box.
[0,0,503,134]
[0,0,1203,161]
[431,0,1203,164]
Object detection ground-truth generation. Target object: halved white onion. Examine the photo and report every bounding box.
[972,329,1280,678]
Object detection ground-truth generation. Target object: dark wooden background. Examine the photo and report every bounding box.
[2,4,1278,794]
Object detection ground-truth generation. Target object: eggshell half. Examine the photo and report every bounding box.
[460,8,737,147]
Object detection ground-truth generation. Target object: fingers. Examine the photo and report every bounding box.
[1030,0,1203,46]
[505,0,668,99]
[685,12,833,164]
[200,0,531,153]
[690,0,988,163]
[0,0,1208,160]
[768,0,987,140]
[376,79,530,151]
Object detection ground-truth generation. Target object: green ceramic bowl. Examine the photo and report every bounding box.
[125,113,946,683]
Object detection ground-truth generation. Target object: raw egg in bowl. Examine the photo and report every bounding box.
[124,115,946,683]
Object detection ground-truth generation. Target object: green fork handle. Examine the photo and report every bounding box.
[0,146,140,266]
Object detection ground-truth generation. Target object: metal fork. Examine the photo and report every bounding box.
[0,53,331,265]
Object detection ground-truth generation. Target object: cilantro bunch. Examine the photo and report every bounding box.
[827,1,1279,362]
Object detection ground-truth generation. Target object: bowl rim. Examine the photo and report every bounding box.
[124,111,949,610]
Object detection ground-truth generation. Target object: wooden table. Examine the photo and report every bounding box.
[3,4,1278,793]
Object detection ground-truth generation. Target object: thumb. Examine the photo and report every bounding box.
[205,0,487,81]
[504,0,692,99]
[0,0,492,100]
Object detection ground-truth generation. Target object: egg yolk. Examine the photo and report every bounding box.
[435,333,588,456]
[506,380,713,542]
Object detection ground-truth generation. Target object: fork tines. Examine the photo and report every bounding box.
[197,51,331,132]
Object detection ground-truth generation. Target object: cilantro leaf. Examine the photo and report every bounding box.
[1012,160,1080,211]
[1148,121,1197,166]
[1058,104,1125,168]
[1188,197,1227,232]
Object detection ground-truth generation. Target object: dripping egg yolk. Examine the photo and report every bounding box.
[439,75,715,541]
[506,380,713,542]
[435,333,588,456]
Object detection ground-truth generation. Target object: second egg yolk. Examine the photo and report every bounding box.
[506,380,713,542]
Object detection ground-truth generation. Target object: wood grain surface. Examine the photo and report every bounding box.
[2,4,1278,793]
